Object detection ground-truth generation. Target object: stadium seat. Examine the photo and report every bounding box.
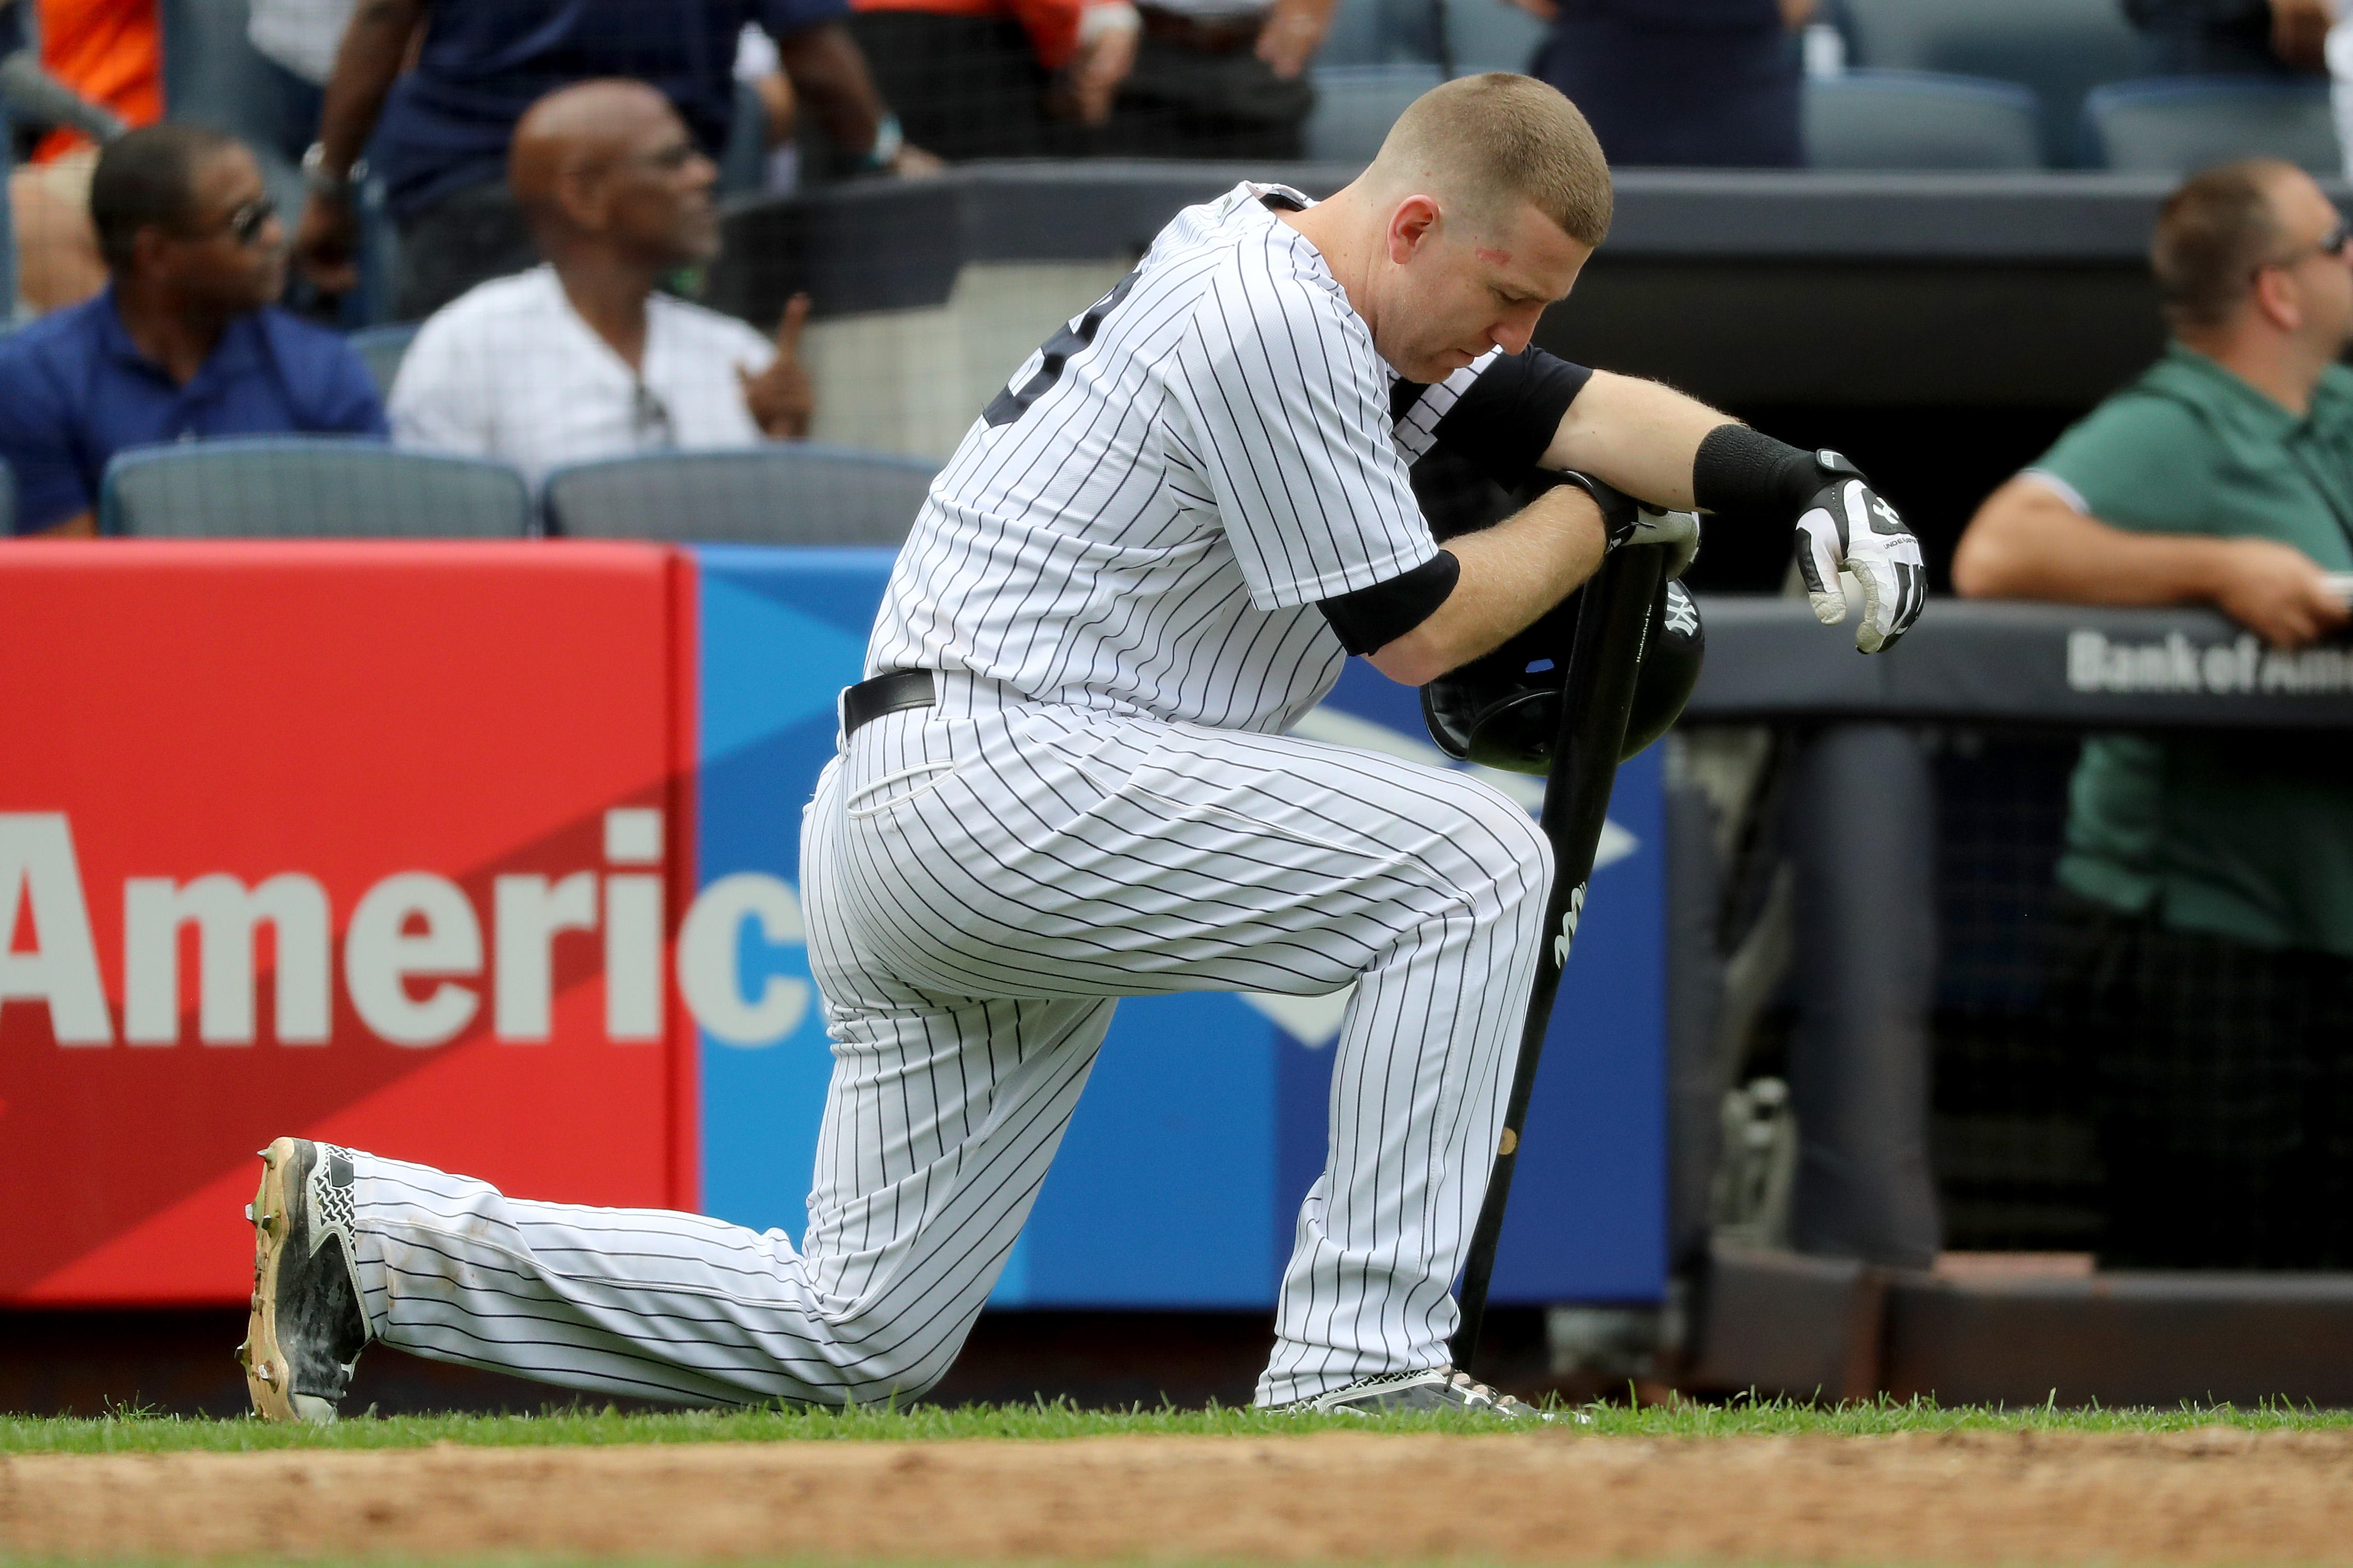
[349,324,420,401]
[1805,70,2043,171]
[540,445,939,546]
[0,460,15,537]
[1315,0,1388,68]
[1443,0,1547,76]
[2086,77,2341,175]
[100,439,533,537]
[1380,0,1445,65]
[1840,0,2151,166]
[1305,63,1447,162]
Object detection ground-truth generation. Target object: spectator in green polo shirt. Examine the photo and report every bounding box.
[1955,158,2353,1270]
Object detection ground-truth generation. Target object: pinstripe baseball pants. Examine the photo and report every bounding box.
[340,679,1550,1408]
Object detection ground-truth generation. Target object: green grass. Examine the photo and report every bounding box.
[6,1395,2349,1456]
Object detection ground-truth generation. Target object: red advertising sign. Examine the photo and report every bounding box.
[1,542,697,1305]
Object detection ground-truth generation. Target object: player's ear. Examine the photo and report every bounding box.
[1385,195,1441,267]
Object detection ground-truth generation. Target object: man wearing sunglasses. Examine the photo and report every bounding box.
[1956,158,2353,1271]
[0,123,387,537]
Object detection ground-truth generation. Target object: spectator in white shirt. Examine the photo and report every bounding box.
[389,78,812,487]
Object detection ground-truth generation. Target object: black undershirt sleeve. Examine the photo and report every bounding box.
[1423,349,1595,491]
[1317,549,1462,656]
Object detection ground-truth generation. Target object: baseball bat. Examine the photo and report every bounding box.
[1450,539,1669,1374]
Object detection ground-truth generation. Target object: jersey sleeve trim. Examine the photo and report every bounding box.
[2018,467,2090,516]
[1317,547,1460,655]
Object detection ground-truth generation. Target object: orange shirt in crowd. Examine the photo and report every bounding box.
[32,0,162,162]
[850,0,1110,71]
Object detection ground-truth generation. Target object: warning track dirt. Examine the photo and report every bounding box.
[6,1427,2352,1563]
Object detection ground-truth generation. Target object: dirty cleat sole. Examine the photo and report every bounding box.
[236,1137,358,1424]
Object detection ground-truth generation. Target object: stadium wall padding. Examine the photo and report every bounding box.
[0,542,1665,1310]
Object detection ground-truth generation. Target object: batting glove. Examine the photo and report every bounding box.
[1614,506,1701,582]
[1793,453,1925,654]
[1552,471,1702,581]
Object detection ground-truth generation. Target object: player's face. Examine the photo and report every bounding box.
[1377,196,1590,382]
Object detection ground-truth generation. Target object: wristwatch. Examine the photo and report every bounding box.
[859,114,903,171]
[301,141,367,201]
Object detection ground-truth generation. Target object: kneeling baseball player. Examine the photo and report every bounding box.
[241,73,1922,1422]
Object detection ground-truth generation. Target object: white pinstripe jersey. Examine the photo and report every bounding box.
[868,181,1546,736]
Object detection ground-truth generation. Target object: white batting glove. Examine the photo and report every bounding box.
[1616,506,1700,581]
[1792,454,1925,654]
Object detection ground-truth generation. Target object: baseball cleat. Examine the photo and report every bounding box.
[1273,1365,1556,1420]
[236,1137,370,1424]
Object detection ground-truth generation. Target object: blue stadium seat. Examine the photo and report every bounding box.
[348,323,420,402]
[1305,63,1447,162]
[100,439,533,537]
[541,445,939,546]
[1444,0,1547,76]
[2086,77,2341,175]
[1840,0,2151,167]
[1805,70,2043,171]
[0,460,15,537]
[1315,0,1388,68]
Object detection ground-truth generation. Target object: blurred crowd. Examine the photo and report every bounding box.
[4,0,2352,507]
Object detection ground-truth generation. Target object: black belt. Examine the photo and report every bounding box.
[843,669,936,736]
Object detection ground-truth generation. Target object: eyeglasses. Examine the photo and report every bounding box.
[631,381,676,449]
[2256,217,2353,276]
[189,195,277,248]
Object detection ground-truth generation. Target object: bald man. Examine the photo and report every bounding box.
[388,80,812,488]
[243,76,1921,1425]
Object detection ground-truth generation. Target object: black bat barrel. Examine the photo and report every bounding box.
[1449,540,1671,1374]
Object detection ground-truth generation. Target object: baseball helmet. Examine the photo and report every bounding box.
[1421,577,1705,775]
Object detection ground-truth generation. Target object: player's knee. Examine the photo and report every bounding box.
[1441,773,1553,910]
[806,1300,970,1401]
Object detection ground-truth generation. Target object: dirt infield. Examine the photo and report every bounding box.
[8,1427,2353,1563]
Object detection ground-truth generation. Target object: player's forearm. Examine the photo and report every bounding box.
[1367,484,1605,686]
[314,0,422,173]
[1541,370,1729,510]
[1952,478,2235,607]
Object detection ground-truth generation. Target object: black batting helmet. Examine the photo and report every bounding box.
[1421,577,1705,775]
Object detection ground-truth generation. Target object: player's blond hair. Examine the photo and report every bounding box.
[1371,74,1613,247]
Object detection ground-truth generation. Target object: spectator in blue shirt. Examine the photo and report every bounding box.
[291,0,937,323]
[0,124,387,537]
[1530,0,1811,168]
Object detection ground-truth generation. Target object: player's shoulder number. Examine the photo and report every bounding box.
[983,268,1142,428]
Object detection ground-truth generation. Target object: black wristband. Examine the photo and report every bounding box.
[1692,424,1861,518]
